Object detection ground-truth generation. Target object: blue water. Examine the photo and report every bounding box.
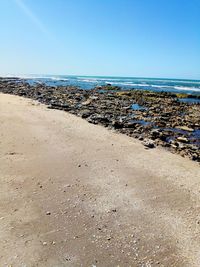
[179,98,200,104]
[130,120,153,126]
[17,74,200,96]
[131,104,148,111]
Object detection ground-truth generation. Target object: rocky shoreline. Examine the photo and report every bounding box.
[0,77,200,162]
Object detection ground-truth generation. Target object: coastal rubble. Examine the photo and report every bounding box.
[0,78,199,162]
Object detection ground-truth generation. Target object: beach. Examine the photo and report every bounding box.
[0,93,200,266]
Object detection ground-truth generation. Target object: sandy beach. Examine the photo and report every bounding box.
[0,93,200,266]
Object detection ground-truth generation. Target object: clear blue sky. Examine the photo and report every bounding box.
[0,0,199,79]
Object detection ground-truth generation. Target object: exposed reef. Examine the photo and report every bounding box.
[0,78,199,162]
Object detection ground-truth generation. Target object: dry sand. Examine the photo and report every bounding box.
[0,93,200,267]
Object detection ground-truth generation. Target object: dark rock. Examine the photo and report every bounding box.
[142,139,155,148]
[112,120,124,129]
[79,110,92,118]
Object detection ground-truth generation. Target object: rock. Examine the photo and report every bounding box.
[90,96,99,100]
[124,122,137,128]
[150,129,161,139]
[138,135,144,141]
[49,102,70,110]
[82,99,92,106]
[112,208,117,212]
[112,120,123,129]
[192,154,200,161]
[176,126,194,132]
[177,136,188,143]
[79,110,92,118]
[177,142,185,149]
[142,139,155,148]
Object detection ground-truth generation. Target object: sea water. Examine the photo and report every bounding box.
[15,74,200,96]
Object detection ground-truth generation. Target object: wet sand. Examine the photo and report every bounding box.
[0,93,200,267]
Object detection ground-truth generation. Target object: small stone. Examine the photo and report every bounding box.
[46,211,51,215]
[176,126,194,132]
[142,139,155,149]
[177,136,188,143]
[82,99,92,106]
[138,135,144,141]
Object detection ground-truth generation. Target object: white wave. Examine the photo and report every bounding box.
[174,86,200,92]
[151,85,172,88]
[164,80,200,84]
[105,81,149,87]
[78,79,98,83]
[77,77,98,82]
[50,77,69,81]
[144,84,200,91]
[132,83,149,87]
[105,81,131,86]
[100,78,133,82]
[0,74,17,78]
[135,78,200,85]
[13,74,51,79]
[10,75,69,81]
[77,77,132,82]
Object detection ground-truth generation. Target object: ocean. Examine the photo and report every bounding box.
[15,75,200,96]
